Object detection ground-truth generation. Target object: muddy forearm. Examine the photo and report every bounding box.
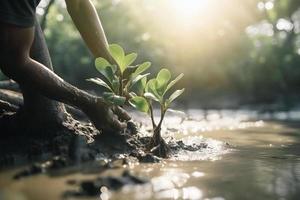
[66,0,113,62]
[27,59,96,108]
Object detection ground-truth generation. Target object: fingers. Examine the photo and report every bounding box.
[105,115,127,132]
[112,116,127,130]
[112,106,131,121]
[93,102,130,132]
[108,109,127,131]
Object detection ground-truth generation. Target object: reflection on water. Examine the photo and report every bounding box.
[115,109,300,200]
[1,109,300,200]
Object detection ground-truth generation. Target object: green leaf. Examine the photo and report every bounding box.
[167,109,186,117]
[145,79,162,103]
[165,88,185,108]
[109,44,125,72]
[94,56,116,85]
[131,77,147,96]
[130,73,150,88]
[123,65,139,80]
[163,73,184,95]
[145,79,161,101]
[156,68,171,95]
[129,96,149,113]
[124,53,137,68]
[129,92,137,97]
[87,78,113,92]
[100,66,116,85]
[95,57,111,72]
[145,79,155,93]
[144,92,159,102]
[103,92,126,106]
[110,65,118,73]
[133,62,151,77]
[111,78,120,94]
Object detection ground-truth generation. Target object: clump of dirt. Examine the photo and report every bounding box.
[169,140,209,152]
[63,170,148,197]
[13,156,69,180]
[13,154,141,180]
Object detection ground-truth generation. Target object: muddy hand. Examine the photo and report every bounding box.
[112,106,131,122]
[84,97,131,133]
[105,105,131,132]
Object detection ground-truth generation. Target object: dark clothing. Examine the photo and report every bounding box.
[0,0,41,27]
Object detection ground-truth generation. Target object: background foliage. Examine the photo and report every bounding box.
[1,0,300,109]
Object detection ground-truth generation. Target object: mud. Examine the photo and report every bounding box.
[63,170,147,197]
[0,111,214,197]
[3,109,300,200]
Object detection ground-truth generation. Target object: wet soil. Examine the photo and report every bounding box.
[63,170,148,197]
[0,110,213,199]
[2,109,300,200]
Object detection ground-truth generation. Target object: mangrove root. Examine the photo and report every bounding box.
[148,127,170,158]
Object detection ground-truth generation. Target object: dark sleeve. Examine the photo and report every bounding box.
[0,0,41,27]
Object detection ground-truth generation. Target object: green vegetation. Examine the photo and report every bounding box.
[129,69,184,157]
[2,0,300,108]
[87,44,151,105]
[89,44,184,157]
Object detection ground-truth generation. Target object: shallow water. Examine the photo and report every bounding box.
[1,110,300,200]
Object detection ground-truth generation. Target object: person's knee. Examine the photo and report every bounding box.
[0,25,34,77]
[0,40,31,79]
[0,51,29,78]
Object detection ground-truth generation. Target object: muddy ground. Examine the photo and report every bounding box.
[0,110,211,198]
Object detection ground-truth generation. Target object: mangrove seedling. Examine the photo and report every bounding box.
[129,69,184,158]
[87,44,151,106]
[88,44,184,158]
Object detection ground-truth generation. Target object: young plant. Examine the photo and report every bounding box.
[88,44,184,158]
[87,44,151,106]
[129,69,184,158]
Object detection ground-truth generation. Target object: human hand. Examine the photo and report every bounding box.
[84,97,131,133]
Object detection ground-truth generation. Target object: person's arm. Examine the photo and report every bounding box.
[64,0,130,130]
[65,0,113,62]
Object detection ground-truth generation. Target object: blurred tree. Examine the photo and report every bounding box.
[41,0,55,31]
[2,0,300,109]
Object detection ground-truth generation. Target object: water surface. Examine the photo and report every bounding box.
[1,110,300,200]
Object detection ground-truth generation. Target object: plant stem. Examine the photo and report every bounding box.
[156,104,166,131]
[150,104,166,146]
[149,103,156,129]
[119,74,123,96]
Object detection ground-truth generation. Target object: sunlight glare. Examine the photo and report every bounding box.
[171,0,210,19]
